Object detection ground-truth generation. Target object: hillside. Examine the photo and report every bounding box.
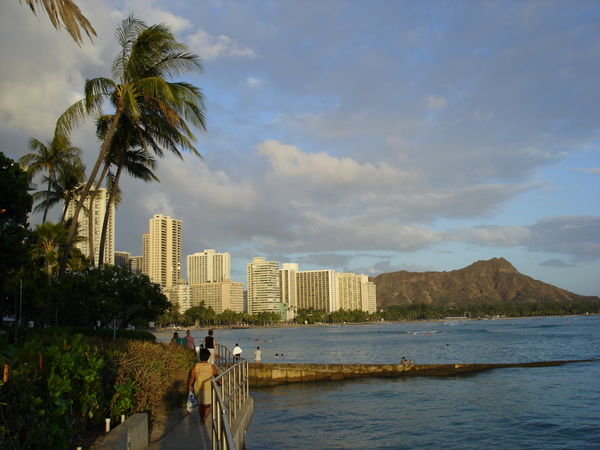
[372,257,599,308]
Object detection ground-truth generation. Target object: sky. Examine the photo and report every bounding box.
[1,0,599,296]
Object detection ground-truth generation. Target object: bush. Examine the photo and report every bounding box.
[0,334,106,449]
[110,340,196,418]
[0,330,195,449]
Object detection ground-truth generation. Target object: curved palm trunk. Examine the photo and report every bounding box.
[98,158,123,267]
[59,110,122,276]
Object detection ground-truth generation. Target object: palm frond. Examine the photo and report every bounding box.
[22,0,96,46]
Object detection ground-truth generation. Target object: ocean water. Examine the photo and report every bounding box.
[157,316,600,448]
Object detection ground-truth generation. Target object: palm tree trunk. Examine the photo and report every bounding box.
[42,176,53,223]
[61,199,70,223]
[59,109,122,277]
[87,198,95,266]
[98,158,123,267]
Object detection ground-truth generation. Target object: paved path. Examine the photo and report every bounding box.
[148,410,211,450]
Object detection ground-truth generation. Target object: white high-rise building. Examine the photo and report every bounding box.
[296,269,338,313]
[65,187,114,265]
[187,249,231,284]
[365,280,377,314]
[247,257,281,315]
[280,263,298,321]
[337,273,376,312]
[143,214,182,290]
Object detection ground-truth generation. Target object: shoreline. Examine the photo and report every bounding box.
[148,313,597,333]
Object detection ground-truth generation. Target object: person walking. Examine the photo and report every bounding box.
[187,348,219,423]
[254,346,262,363]
[232,343,242,361]
[184,330,195,350]
[204,329,217,364]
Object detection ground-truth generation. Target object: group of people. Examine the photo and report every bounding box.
[170,329,218,364]
[400,357,414,366]
[171,330,265,423]
[170,329,219,422]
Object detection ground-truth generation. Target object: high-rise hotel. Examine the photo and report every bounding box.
[65,187,115,266]
[247,257,281,315]
[248,259,377,317]
[187,249,231,284]
[142,214,182,290]
[187,249,243,314]
[297,269,338,313]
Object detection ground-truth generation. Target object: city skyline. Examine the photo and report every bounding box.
[1,1,599,296]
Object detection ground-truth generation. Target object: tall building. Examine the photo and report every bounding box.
[129,255,143,273]
[337,273,376,312]
[365,280,377,314]
[165,280,191,313]
[280,263,298,320]
[296,270,338,313]
[142,214,182,290]
[114,251,130,268]
[190,281,244,314]
[141,233,150,275]
[65,187,115,265]
[187,249,231,284]
[247,257,281,315]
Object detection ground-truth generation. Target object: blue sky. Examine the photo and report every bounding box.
[1,0,599,295]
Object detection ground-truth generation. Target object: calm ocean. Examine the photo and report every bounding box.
[158,316,600,448]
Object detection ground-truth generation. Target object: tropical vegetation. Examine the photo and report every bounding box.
[57,14,206,274]
[20,0,96,45]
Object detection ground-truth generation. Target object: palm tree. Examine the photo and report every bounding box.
[20,0,96,45]
[56,15,206,275]
[20,132,82,223]
[30,157,85,221]
[94,106,197,266]
[31,221,69,280]
[97,145,159,266]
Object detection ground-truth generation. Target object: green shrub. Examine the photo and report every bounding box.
[0,330,194,449]
[0,334,107,449]
[110,340,196,418]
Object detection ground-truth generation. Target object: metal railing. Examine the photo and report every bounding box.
[211,344,250,450]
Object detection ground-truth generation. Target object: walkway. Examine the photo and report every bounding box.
[148,410,211,450]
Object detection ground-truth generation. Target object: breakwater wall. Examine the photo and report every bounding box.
[248,359,598,387]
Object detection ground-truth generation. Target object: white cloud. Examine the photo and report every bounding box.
[246,76,263,88]
[187,29,256,60]
[425,95,447,110]
[258,139,418,188]
[141,192,175,217]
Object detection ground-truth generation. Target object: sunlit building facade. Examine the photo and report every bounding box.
[143,214,182,290]
[65,187,114,266]
[280,263,298,320]
[190,281,244,314]
[247,257,281,314]
[296,269,338,313]
[337,272,376,313]
[187,249,231,284]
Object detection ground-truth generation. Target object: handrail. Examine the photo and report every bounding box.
[210,379,236,450]
[210,344,250,450]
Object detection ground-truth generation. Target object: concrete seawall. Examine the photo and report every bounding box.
[249,359,598,387]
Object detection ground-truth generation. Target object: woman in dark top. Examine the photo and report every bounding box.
[204,329,217,364]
